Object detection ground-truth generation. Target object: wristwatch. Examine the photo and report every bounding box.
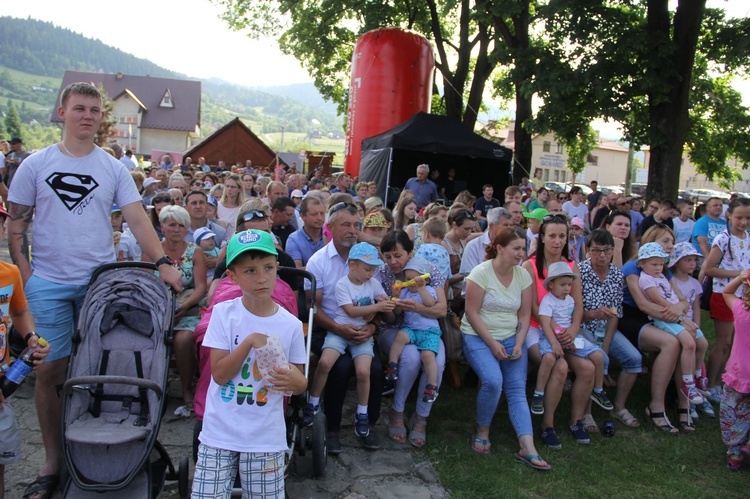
[24,331,38,343]
[155,255,173,267]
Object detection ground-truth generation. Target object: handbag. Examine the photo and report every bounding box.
[176,288,201,317]
[438,309,464,363]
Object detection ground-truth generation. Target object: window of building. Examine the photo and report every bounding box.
[160,89,174,108]
[543,141,551,153]
[587,154,598,166]
[553,170,559,181]
[543,169,549,181]
[555,143,563,154]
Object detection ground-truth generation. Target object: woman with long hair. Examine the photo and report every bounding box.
[521,214,595,449]
[242,173,256,199]
[603,210,636,268]
[394,197,418,231]
[217,174,243,237]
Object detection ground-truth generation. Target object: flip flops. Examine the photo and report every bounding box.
[471,434,491,455]
[23,474,59,499]
[514,452,552,471]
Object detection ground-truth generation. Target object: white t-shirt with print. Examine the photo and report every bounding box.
[673,276,703,321]
[672,217,695,244]
[712,231,750,294]
[539,293,575,329]
[7,145,142,285]
[562,201,588,224]
[200,298,306,453]
[334,275,387,327]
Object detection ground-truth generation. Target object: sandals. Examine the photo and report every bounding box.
[645,406,678,434]
[174,403,194,418]
[514,452,552,471]
[407,413,427,448]
[388,409,407,443]
[471,434,491,455]
[23,474,60,499]
[677,408,696,433]
[581,414,599,434]
[611,408,640,428]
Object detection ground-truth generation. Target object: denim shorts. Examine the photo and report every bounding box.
[653,319,704,339]
[538,334,601,360]
[322,332,374,358]
[24,274,88,362]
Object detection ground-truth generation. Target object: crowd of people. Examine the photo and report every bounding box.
[2,81,749,497]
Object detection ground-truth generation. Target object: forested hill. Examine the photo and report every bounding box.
[0,17,183,80]
[0,16,343,139]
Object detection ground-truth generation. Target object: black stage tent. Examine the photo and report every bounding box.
[358,112,513,206]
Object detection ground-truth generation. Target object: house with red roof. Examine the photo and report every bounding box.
[51,71,201,157]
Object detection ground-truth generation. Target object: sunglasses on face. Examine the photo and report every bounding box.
[617,201,631,206]
[558,195,568,200]
[153,196,172,204]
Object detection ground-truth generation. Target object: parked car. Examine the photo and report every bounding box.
[686,189,730,204]
[544,182,592,196]
[600,185,624,196]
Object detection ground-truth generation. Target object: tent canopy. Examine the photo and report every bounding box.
[358,112,513,206]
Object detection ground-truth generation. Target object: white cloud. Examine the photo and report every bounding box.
[11,0,312,87]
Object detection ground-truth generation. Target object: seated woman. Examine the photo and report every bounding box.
[602,210,636,268]
[144,205,207,417]
[578,229,643,430]
[619,224,688,433]
[462,228,551,470]
[405,202,449,250]
[522,213,595,448]
[377,231,447,448]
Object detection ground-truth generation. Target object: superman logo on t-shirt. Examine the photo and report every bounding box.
[45,172,100,211]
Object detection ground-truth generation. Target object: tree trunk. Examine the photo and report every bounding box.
[646,0,706,201]
[513,90,533,183]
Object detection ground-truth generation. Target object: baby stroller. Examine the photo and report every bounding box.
[61,262,189,498]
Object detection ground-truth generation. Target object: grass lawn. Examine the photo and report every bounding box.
[418,311,745,498]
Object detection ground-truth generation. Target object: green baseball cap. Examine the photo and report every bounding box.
[523,208,549,222]
[226,229,278,266]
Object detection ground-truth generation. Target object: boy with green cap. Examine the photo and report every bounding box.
[192,229,307,498]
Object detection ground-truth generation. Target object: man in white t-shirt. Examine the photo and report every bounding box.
[672,198,695,244]
[7,82,182,496]
[562,186,589,231]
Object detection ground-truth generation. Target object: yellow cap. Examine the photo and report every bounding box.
[37,338,48,347]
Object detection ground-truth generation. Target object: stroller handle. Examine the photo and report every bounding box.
[64,375,164,399]
[276,267,316,307]
[89,262,158,286]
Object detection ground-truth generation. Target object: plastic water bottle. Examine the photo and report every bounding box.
[1,337,48,398]
[594,323,606,347]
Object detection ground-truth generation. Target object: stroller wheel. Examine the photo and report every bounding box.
[312,411,327,477]
[178,456,189,498]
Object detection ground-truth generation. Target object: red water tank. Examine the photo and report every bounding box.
[344,28,434,177]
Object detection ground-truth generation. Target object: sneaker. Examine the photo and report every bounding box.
[590,389,614,410]
[706,386,723,404]
[568,420,591,444]
[327,433,342,455]
[174,404,193,418]
[303,403,320,427]
[530,393,544,415]
[384,362,399,381]
[381,379,395,397]
[422,384,438,403]
[695,375,709,395]
[541,427,562,450]
[680,382,704,405]
[361,430,380,450]
[354,413,370,438]
[698,399,716,418]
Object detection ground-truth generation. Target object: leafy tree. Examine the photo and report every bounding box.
[562,126,598,182]
[94,84,117,147]
[5,103,22,140]
[0,113,6,140]
[536,1,749,201]
[213,0,541,177]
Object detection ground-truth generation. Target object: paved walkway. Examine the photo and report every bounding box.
[1,239,448,498]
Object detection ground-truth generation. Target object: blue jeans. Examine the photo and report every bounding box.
[579,329,643,374]
[462,334,532,437]
[379,327,445,418]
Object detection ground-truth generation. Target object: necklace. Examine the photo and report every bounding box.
[59,141,80,158]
